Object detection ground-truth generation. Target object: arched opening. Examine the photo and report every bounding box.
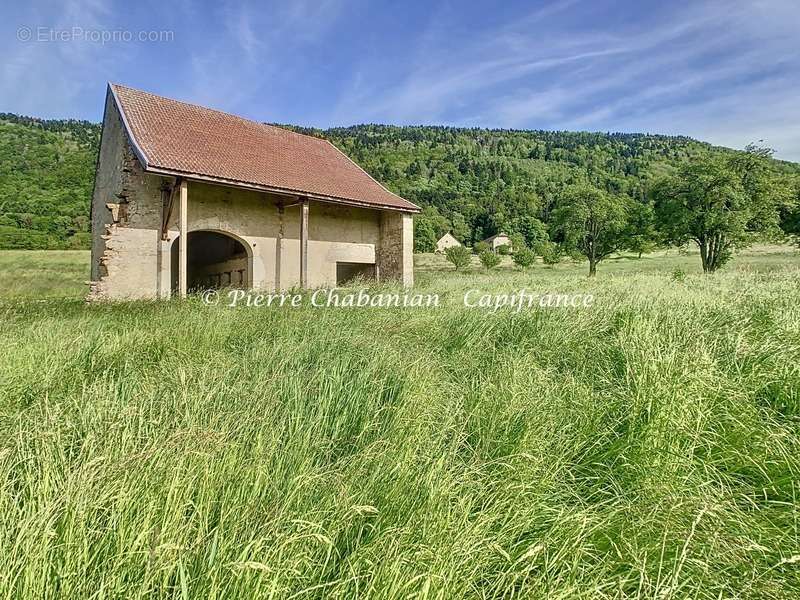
[171,230,251,293]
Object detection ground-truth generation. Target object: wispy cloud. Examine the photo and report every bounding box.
[182,0,345,117]
[333,0,800,160]
[2,0,798,160]
[0,0,120,116]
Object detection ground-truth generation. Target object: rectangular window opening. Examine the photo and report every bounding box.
[336,262,376,285]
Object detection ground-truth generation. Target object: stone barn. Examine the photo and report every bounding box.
[90,83,419,300]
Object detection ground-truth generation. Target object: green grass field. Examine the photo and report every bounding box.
[1,247,799,598]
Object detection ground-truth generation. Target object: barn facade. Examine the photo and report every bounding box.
[89,84,419,300]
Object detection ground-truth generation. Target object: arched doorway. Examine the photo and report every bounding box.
[171,230,251,293]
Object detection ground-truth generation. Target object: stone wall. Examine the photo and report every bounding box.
[89,92,164,300]
[377,212,414,287]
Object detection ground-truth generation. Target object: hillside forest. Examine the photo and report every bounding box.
[1,113,798,270]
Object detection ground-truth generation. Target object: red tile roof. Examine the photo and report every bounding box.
[109,83,419,212]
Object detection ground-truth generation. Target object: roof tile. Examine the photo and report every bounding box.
[110,84,419,212]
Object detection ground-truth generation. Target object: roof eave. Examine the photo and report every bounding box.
[144,165,422,213]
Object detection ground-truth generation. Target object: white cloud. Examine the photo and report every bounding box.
[610,76,800,161]
[333,0,800,161]
[182,0,345,117]
[2,0,797,161]
[0,0,118,117]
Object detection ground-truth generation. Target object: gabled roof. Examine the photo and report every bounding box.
[108,83,419,212]
[437,232,460,242]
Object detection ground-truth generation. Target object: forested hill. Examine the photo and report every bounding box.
[0,114,99,249]
[0,114,797,250]
[300,125,800,250]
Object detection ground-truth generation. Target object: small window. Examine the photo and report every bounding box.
[336,262,376,285]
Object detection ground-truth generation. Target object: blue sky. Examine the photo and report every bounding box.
[2,0,799,161]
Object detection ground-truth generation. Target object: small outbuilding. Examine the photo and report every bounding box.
[483,233,512,253]
[435,232,461,253]
[89,83,420,300]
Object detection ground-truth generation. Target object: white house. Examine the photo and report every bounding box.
[483,233,512,253]
[435,232,461,253]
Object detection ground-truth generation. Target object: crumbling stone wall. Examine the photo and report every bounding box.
[88,93,163,300]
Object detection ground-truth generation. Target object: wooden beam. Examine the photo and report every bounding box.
[161,177,181,240]
[300,197,309,288]
[178,179,188,298]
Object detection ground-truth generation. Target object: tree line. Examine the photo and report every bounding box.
[308,125,799,276]
[1,115,798,272]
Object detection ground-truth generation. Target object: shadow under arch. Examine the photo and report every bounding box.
[170,229,254,293]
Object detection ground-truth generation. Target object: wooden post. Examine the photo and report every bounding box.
[275,199,284,291]
[178,179,188,298]
[300,197,309,288]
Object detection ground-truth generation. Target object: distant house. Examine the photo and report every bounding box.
[435,232,461,253]
[483,233,512,253]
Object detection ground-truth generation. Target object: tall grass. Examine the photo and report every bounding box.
[0,250,89,298]
[1,249,799,598]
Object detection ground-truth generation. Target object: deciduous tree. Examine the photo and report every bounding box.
[512,247,535,269]
[780,180,800,246]
[551,184,631,276]
[626,200,659,258]
[479,250,501,269]
[652,145,789,272]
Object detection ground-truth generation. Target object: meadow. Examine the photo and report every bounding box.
[1,247,799,598]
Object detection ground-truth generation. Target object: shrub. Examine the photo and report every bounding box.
[473,241,490,254]
[567,248,585,262]
[538,241,561,266]
[0,226,52,250]
[445,245,472,270]
[478,250,501,269]
[65,232,91,250]
[509,233,527,252]
[512,247,536,269]
[497,244,511,255]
